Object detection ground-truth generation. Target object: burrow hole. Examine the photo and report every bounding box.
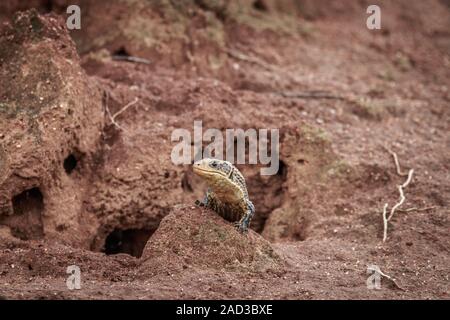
[277,160,287,178]
[1,188,45,240]
[41,1,70,14]
[112,46,130,57]
[63,153,78,174]
[42,0,54,12]
[253,0,268,12]
[102,228,155,258]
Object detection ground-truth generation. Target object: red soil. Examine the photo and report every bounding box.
[0,1,449,299]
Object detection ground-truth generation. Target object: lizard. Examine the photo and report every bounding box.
[193,158,255,233]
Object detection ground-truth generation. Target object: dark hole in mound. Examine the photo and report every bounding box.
[63,154,78,174]
[246,170,286,233]
[103,228,154,258]
[0,188,45,240]
[181,173,194,192]
[277,160,287,178]
[253,0,268,11]
[113,47,130,57]
[43,0,53,12]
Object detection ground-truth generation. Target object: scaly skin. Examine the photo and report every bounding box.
[193,158,255,233]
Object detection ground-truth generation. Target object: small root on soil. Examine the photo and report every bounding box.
[377,267,406,291]
[112,55,151,65]
[106,97,139,132]
[397,206,437,213]
[224,47,275,72]
[383,146,409,177]
[382,148,414,242]
[278,91,343,100]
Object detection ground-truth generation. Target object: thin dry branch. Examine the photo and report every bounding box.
[106,97,139,131]
[278,91,344,100]
[112,97,139,121]
[397,206,437,213]
[224,48,275,72]
[112,55,151,65]
[382,203,389,243]
[384,146,409,176]
[387,169,414,221]
[104,92,123,131]
[377,268,406,291]
[106,105,124,131]
[382,147,414,242]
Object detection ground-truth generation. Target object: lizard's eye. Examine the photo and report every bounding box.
[210,161,218,168]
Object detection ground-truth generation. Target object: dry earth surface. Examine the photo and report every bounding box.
[0,0,449,299]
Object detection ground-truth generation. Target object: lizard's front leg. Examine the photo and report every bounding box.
[235,200,255,234]
[195,188,211,207]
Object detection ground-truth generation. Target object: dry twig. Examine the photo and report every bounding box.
[278,90,343,100]
[382,203,390,243]
[384,146,409,176]
[106,97,139,131]
[112,97,139,121]
[382,148,414,242]
[387,169,414,221]
[224,48,275,72]
[397,206,437,213]
[377,268,406,291]
[112,55,151,65]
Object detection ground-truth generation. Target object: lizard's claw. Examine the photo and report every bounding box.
[234,221,248,234]
[195,200,205,207]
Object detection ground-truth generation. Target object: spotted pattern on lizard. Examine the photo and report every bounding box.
[193,158,255,233]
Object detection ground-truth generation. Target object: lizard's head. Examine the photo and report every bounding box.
[193,158,233,181]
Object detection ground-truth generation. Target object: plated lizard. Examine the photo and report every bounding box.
[193,158,255,233]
